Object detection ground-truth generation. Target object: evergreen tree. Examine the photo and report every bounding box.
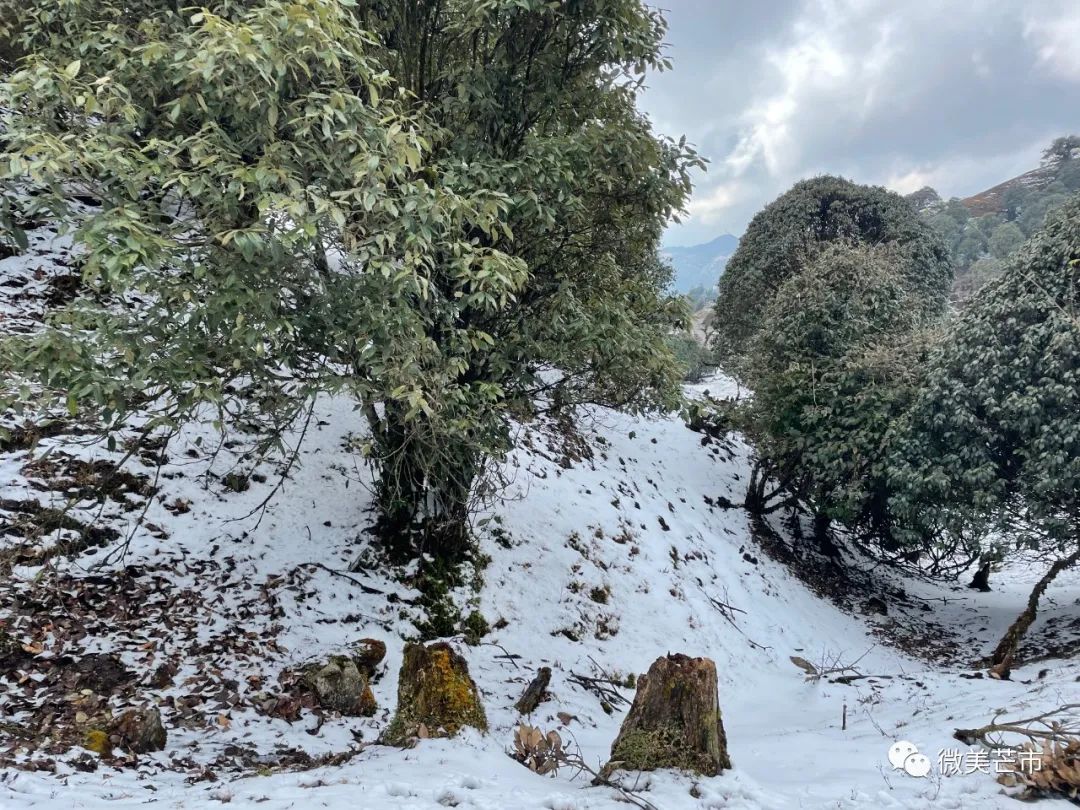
[890,195,1080,672]
[0,0,698,563]
[892,195,1080,557]
[711,176,951,377]
[740,242,942,543]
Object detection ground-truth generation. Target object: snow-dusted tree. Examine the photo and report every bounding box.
[889,196,1080,674]
[711,176,952,379]
[740,242,944,548]
[351,1,699,557]
[0,0,697,564]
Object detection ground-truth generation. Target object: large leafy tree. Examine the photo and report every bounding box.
[2,0,471,439]
[710,178,952,549]
[340,0,699,556]
[889,196,1080,674]
[0,0,696,563]
[740,242,944,547]
[711,176,951,377]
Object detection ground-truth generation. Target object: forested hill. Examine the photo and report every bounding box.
[906,135,1080,301]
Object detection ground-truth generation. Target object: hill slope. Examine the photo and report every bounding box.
[1,221,1079,809]
[906,141,1080,302]
[959,163,1062,217]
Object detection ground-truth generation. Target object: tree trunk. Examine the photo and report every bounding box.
[814,512,841,559]
[603,653,731,777]
[368,407,478,566]
[988,547,1080,679]
[968,560,992,592]
[743,464,767,513]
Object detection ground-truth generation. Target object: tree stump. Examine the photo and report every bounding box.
[514,666,552,715]
[968,561,992,592]
[380,641,487,745]
[604,654,730,776]
[351,638,387,679]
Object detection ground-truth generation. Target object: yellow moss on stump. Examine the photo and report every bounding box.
[381,642,486,746]
[84,729,111,756]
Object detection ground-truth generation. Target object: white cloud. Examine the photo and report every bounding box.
[885,168,937,195]
[641,0,1080,244]
[723,0,895,179]
[1024,3,1080,81]
[685,181,742,224]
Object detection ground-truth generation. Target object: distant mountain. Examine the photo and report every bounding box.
[905,137,1080,219]
[958,163,1064,217]
[663,233,739,294]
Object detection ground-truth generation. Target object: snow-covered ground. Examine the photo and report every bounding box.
[2,222,1079,809]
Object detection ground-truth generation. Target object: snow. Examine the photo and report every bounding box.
[2,223,1079,809]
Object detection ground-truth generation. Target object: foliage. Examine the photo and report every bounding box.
[683,284,717,310]
[668,333,710,382]
[0,0,698,563]
[989,221,1025,259]
[1,0,492,445]
[711,176,951,378]
[355,0,699,557]
[742,242,943,539]
[1043,136,1080,165]
[889,196,1080,557]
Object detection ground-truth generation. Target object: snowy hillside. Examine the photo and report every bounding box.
[2,220,1079,810]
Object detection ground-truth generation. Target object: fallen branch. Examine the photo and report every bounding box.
[790,646,875,683]
[954,703,1080,749]
[568,658,631,710]
[988,548,1080,679]
[698,585,771,651]
[479,639,521,670]
[510,724,658,810]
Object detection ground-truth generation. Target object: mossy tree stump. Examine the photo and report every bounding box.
[605,654,730,776]
[381,641,486,746]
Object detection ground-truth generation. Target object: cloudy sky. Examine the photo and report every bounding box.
[639,0,1080,246]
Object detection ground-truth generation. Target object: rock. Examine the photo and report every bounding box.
[351,638,387,679]
[110,706,167,753]
[381,641,487,746]
[68,751,99,772]
[71,653,134,694]
[148,660,177,689]
[863,596,888,616]
[968,560,992,592]
[302,656,376,717]
[0,628,28,671]
[604,653,730,777]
